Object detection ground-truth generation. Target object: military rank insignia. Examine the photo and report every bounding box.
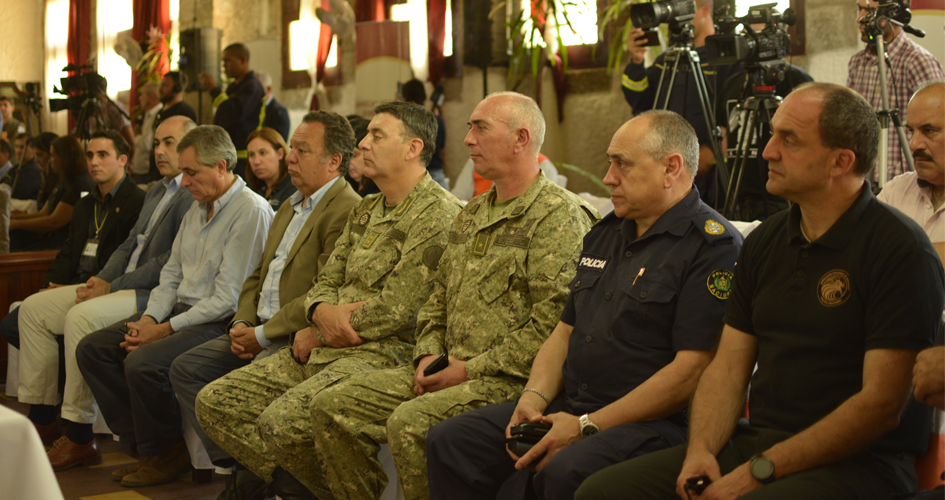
[358,213,370,226]
[462,219,472,232]
[705,219,725,235]
[361,230,380,248]
[472,233,489,256]
[707,269,734,300]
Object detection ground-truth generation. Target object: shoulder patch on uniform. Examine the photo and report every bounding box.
[423,245,445,270]
[358,212,371,226]
[705,219,725,235]
[707,269,734,300]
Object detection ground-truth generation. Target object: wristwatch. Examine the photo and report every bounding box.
[749,454,776,484]
[578,413,599,437]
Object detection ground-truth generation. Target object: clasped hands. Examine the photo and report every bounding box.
[120,315,173,353]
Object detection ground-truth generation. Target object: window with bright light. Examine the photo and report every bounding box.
[520,0,599,47]
[391,0,431,81]
[290,0,338,72]
[96,0,134,99]
[45,0,71,133]
[444,1,453,57]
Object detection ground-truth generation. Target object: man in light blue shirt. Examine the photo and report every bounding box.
[168,112,361,491]
[76,124,274,488]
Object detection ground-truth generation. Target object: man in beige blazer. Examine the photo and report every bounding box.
[167,111,361,474]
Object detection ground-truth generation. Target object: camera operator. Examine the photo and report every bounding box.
[622,0,740,208]
[86,77,136,162]
[848,0,943,183]
[716,62,812,221]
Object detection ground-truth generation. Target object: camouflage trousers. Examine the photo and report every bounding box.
[195,346,396,487]
[309,364,523,500]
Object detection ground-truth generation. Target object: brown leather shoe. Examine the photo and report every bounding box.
[120,440,192,487]
[47,436,102,471]
[34,421,62,447]
[111,457,149,482]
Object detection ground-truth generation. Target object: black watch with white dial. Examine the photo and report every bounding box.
[749,454,776,484]
[579,413,599,437]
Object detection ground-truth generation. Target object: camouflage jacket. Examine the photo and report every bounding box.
[304,173,463,366]
[413,173,600,382]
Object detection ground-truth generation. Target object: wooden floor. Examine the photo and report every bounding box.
[1,386,227,500]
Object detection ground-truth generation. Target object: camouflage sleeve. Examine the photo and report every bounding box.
[348,206,455,341]
[464,205,592,381]
[304,207,359,323]
[411,256,450,363]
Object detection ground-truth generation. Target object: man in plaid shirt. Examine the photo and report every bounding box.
[847,0,944,182]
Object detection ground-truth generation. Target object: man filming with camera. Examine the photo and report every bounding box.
[848,0,943,183]
[622,0,740,208]
[425,110,741,500]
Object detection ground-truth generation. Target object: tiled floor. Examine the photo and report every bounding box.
[0,387,226,500]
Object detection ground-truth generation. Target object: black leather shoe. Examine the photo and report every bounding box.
[271,466,317,500]
[217,468,269,500]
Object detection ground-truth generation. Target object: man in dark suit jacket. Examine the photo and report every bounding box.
[168,112,361,493]
[258,70,291,141]
[11,117,198,472]
[1,130,144,464]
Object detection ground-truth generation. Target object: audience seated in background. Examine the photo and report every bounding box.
[30,131,60,211]
[575,82,945,500]
[8,133,43,204]
[10,135,95,251]
[0,96,26,141]
[169,111,361,500]
[245,126,297,210]
[426,110,742,500]
[76,124,274,489]
[294,92,598,500]
[11,116,196,473]
[344,114,379,196]
[195,101,463,499]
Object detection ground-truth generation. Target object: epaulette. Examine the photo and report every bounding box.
[692,211,734,245]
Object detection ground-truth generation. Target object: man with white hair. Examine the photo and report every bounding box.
[304,92,599,500]
[257,70,290,141]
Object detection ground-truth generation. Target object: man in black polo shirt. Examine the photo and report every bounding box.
[424,110,742,500]
[575,83,945,500]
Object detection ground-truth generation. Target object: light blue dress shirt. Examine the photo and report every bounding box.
[252,175,340,347]
[124,173,183,273]
[144,176,274,331]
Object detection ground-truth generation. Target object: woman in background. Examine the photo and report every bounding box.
[345,115,379,196]
[10,135,94,251]
[245,127,295,210]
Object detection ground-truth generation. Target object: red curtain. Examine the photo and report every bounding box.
[67,0,91,70]
[356,0,386,22]
[427,0,447,85]
[129,0,171,112]
[311,0,335,110]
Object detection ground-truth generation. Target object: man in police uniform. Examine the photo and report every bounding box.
[425,110,742,500]
[575,83,945,500]
[196,101,462,499]
[305,92,599,500]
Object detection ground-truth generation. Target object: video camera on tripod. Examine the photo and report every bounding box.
[48,64,107,115]
[629,0,697,45]
[858,0,925,42]
[706,3,796,69]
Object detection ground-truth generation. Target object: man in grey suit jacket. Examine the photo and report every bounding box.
[17,116,197,469]
[168,111,361,496]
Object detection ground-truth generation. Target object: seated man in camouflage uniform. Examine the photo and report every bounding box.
[305,92,600,500]
[195,101,463,499]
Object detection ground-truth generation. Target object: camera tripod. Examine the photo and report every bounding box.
[652,23,728,207]
[861,8,921,187]
[721,74,782,220]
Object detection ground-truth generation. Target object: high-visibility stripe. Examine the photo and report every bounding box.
[212,92,228,108]
[257,96,267,130]
[622,73,648,92]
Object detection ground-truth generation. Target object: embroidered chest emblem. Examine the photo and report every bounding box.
[817,269,851,307]
[705,219,725,235]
